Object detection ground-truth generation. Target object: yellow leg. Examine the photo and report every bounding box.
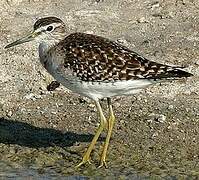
[99,98,115,168]
[76,100,107,168]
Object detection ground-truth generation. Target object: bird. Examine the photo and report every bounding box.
[5,16,193,168]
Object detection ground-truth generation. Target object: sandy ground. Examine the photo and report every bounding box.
[0,0,199,178]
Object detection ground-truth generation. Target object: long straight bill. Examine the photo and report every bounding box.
[5,32,37,49]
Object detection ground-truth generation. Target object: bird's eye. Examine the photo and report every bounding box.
[46,25,53,31]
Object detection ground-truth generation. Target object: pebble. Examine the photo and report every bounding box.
[7,110,13,117]
[95,122,100,127]
[168,105,174,110]
[195,60,199,65]
[78,98,87,104]
[51,111,57,115]
[148,113,167,123]
[152,132,159,138]
[151,2,160,10]
[87,116,92,123]
[88,103,95,108]
[136,96,142,101]
[85,30,94,34]
[137,17,149,23]
[55,103,63,108]
[120,120,125,124]
[24,93,42,101]
[114,102,121,108]
[158,114,166,123]
[116,38,129,47]
[9,146,16,154]
[19,107,26,113]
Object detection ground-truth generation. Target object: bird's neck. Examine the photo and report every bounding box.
[38,41,58,69]
[39,40,57,58]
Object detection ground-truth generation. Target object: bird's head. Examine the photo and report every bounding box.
[5,17,66,49]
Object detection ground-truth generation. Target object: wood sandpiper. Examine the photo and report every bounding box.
[5,17,193,168]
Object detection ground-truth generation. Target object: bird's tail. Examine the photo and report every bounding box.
[147,66,193,81]
[163,67,193,79]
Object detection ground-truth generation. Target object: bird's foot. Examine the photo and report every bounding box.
[76,156,91,168]
[98,160,107,168]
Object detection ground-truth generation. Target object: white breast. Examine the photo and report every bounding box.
[39,42,80,92]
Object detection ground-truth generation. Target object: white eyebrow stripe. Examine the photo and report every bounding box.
[35,23,62,32]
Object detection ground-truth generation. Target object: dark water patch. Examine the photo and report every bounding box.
[0,161,88,179]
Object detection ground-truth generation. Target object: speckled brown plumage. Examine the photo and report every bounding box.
[55,33,192,82]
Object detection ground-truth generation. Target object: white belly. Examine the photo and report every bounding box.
[71,79,153,100]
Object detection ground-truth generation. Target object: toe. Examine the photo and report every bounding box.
[75,158,91,168]
[98,161,108,168]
